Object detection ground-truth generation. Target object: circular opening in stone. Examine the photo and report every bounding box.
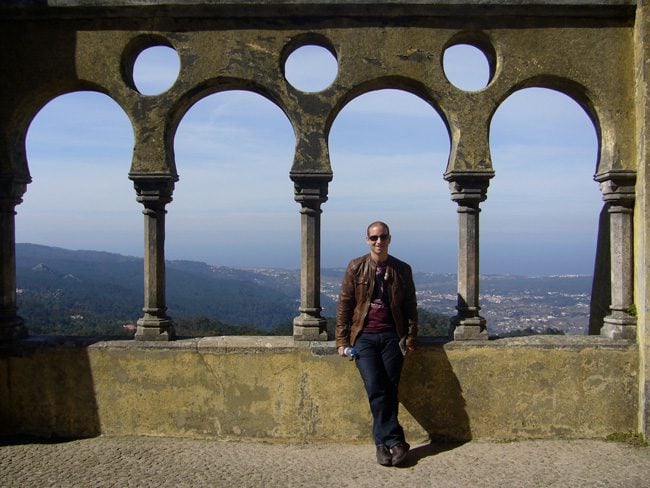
[132,45,180,95]
[284,44,338,93]
[443,44,491,91]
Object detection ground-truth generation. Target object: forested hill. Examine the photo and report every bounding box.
[16,243,329,336]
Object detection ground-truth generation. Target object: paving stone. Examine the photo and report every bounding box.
[1,436,649,487]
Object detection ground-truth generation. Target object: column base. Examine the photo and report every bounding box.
[135,316,174,341]
[600,314,636,340]
[293,314,328,341]
[0,315,28,341]
[452,317,488,341]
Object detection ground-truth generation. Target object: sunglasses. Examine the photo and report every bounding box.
[368,234,390,242]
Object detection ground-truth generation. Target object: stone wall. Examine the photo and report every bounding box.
[0,336,637,442]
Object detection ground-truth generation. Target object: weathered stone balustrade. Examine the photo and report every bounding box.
[0,336,636,442]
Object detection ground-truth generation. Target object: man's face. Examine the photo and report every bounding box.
[366,224,391,261]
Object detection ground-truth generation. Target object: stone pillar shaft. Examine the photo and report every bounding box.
[609,205,634,312]
[596,171,636,339]
[291,174,331,341]
[130,176,175,341]
[445,173,492,340]
[457,204,481,317]
[0,177,28,341]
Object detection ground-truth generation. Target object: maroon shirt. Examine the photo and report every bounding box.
[364,263,395,333]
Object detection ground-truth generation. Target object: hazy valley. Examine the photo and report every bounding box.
[16,243,594,338]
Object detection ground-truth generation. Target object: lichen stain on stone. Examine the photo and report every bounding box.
[362,57,382,67]
[398,48,433,63]
[585,374,606,391]
[296,372,321,437]
[245,42,274,56]
[221,381,275,436]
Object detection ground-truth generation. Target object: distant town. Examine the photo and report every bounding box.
[320,271,593,337]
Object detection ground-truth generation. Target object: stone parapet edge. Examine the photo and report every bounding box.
[0,334,635,355]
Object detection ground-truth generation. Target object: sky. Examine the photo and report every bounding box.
[17,44,601,275]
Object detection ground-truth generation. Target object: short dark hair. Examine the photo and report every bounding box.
[367,221,390,236]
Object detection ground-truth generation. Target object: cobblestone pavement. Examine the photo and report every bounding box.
[1,436,649,487]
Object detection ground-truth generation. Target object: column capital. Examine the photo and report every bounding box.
[290,172,332,209]
[594,169,636,206]
[129,173,176,209]
[444,171,494,206]
[0,174,29,209]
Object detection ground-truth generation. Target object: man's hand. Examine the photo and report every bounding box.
[405,337,416,354]
[337,346,346,356]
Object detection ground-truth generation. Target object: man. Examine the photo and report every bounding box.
[335,221,418,467]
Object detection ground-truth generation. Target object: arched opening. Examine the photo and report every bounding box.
[132,45,180,96]
[327,88,454,337]
[443,43,492,91]
[284,44,338,92]
[486,87,600,337]
[18,91,137,336]
[170,90,297,336]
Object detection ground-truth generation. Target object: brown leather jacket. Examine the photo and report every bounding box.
[335,253,418,348]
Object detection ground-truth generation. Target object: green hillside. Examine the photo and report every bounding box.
[15,243,314,336]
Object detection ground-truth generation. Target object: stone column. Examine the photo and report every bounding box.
[130,176,175,341]
[444,172,493,340]
[0,175,29,341]
[595,170,636,340]
[291,173,331,341]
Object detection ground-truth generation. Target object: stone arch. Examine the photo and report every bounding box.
[487,86,600,335]
[170,89,296,261]
[326,77,452,146]
[326,85,452,264]
[3,83,129,180]
[21,90,136,240]
[0,1,640,346]
[490,75,602,175]
[167,79,296,177]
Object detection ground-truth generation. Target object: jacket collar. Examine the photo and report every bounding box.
[364,253,395,279]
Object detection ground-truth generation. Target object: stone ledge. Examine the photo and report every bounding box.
[0,334,635,355]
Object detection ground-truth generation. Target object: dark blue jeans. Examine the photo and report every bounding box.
[354,330,405,448]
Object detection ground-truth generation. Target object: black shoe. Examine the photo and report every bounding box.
[390,442,410,466]
[376,444,392,466]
